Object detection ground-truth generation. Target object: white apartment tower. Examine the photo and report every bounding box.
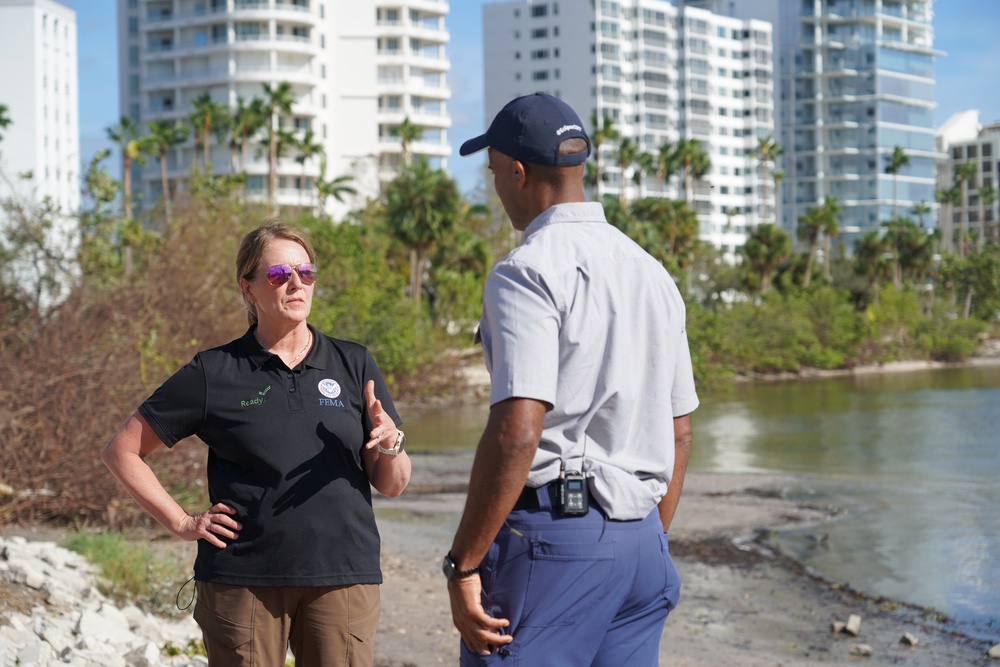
[376,1,452,178]
[0,0,80,215]
[685,0,941,248]
[936,110,1000,252]
[482,0,774,255]
[118,0,451,216]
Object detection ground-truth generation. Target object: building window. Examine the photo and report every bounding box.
[532,28,548,38]
[532,5,548,17]
[533,70,549,81]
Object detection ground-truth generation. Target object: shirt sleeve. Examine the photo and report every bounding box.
[481,260,561,408]
[671,325,700,417]
[137,354,208,448]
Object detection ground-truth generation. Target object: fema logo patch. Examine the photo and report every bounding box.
[318,379,341,399]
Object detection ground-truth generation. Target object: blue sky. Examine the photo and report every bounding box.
[66,0,1000,198]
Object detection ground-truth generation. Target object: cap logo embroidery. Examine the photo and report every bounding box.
[556,124,582,135]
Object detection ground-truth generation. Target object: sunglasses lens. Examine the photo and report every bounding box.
[297,263,318,285]
[266,264,292,285]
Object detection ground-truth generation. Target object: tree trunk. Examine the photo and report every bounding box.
[409,248,419,301]
[122,155,132,221]
[963,286,974,319]
[803,241,817,287]
[160,152,172,222]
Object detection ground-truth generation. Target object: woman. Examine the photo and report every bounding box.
[102,221,411,667]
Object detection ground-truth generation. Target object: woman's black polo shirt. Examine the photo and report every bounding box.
[138,324,400,587]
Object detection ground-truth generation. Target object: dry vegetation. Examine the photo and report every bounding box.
[0,198,249,528]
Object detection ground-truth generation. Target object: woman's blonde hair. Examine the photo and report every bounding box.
[236,220,316,326]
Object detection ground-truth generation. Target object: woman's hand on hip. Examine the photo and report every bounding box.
[179,503,241,548]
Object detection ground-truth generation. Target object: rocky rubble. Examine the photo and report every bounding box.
[0,536,203,667]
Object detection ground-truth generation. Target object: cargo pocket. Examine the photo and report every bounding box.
[519,541,614,628]
[348,584,381,645]
[193,582,254,657]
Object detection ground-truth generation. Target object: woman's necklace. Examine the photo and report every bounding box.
[256,329,313,364]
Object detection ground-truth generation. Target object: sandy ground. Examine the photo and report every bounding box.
[3,458,996,666]
[371,454,998,666]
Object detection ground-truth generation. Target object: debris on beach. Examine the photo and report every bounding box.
[900,632,919,646]
[831,621,846,634]
[845,613,862,636]
[850,643,874,657]
[988,643,1000,659]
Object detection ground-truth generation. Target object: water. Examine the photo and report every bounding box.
[403,364,1000,625]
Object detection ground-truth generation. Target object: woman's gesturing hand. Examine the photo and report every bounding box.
[364,380,398,451]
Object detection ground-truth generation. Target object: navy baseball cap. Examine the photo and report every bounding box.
[459,92,591,166]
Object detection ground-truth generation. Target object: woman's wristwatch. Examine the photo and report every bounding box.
[377,429,405,456]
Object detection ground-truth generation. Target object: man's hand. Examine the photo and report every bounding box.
[447,574,512,655]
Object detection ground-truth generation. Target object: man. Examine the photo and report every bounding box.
[443,92,699,666]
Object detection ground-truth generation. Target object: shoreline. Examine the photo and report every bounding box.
[370,457,998,667]
[2,465,996,665]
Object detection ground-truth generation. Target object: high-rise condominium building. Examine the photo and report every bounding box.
[0,0,80,216]
[685,0,941,248]
[936,110,1000,253]
[118,0,451,217]
[482,0,774,256]
[376,1,451,176]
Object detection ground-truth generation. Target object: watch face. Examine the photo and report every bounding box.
[442,555,455,579]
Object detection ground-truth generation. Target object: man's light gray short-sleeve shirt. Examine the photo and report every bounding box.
[479,202,699,520]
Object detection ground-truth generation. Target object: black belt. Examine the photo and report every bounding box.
[512,484,549,511]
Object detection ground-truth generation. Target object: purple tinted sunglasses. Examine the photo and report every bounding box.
[264,262,319,286]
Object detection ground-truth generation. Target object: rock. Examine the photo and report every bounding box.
[850,643,874,657]
[988,643,1000,659]
[831,621,846,633]
[900,632,919,646]
[845,613,862,636]
[17,639,56,665]
[77,603,133,644]
[124,642,161,667]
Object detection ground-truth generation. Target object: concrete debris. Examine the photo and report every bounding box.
[0,535,202,667]
[831,621,846,634]
[900,632,919,646]
[845,613,862,636]
[988,643,1000,659]
[850,643,874,657]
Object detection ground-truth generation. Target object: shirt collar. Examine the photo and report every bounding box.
[521,202,607,242]
[243,323,329,371]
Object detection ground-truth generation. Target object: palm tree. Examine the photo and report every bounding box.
[229,97,265,174]
[589,113,619,200]
[0,103,11,143]
[106,116,150,221]
[797,196,840,287]
[854,230,892,305]
[935,186,961,254]
[954,161,978,258]
[750,136,783,224]
[911,201,931,229]
[739,223,791,293]
[384,159,461,301]
[389,116,423,167]
[656,140,678,196]
[884,146,910,221]
[674,139,710,205]
[614,137,639,204]
[187,92,229,170]
[146,120,189,221]
[315,158,357,216]
[978,183,996,249]
[635,151,655,198]
[262,82,296,211]
[294,129,323,207]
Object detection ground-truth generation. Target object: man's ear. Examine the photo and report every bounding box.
[512,160,526,185]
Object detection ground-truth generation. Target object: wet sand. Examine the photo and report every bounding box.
[372,453,998,666]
